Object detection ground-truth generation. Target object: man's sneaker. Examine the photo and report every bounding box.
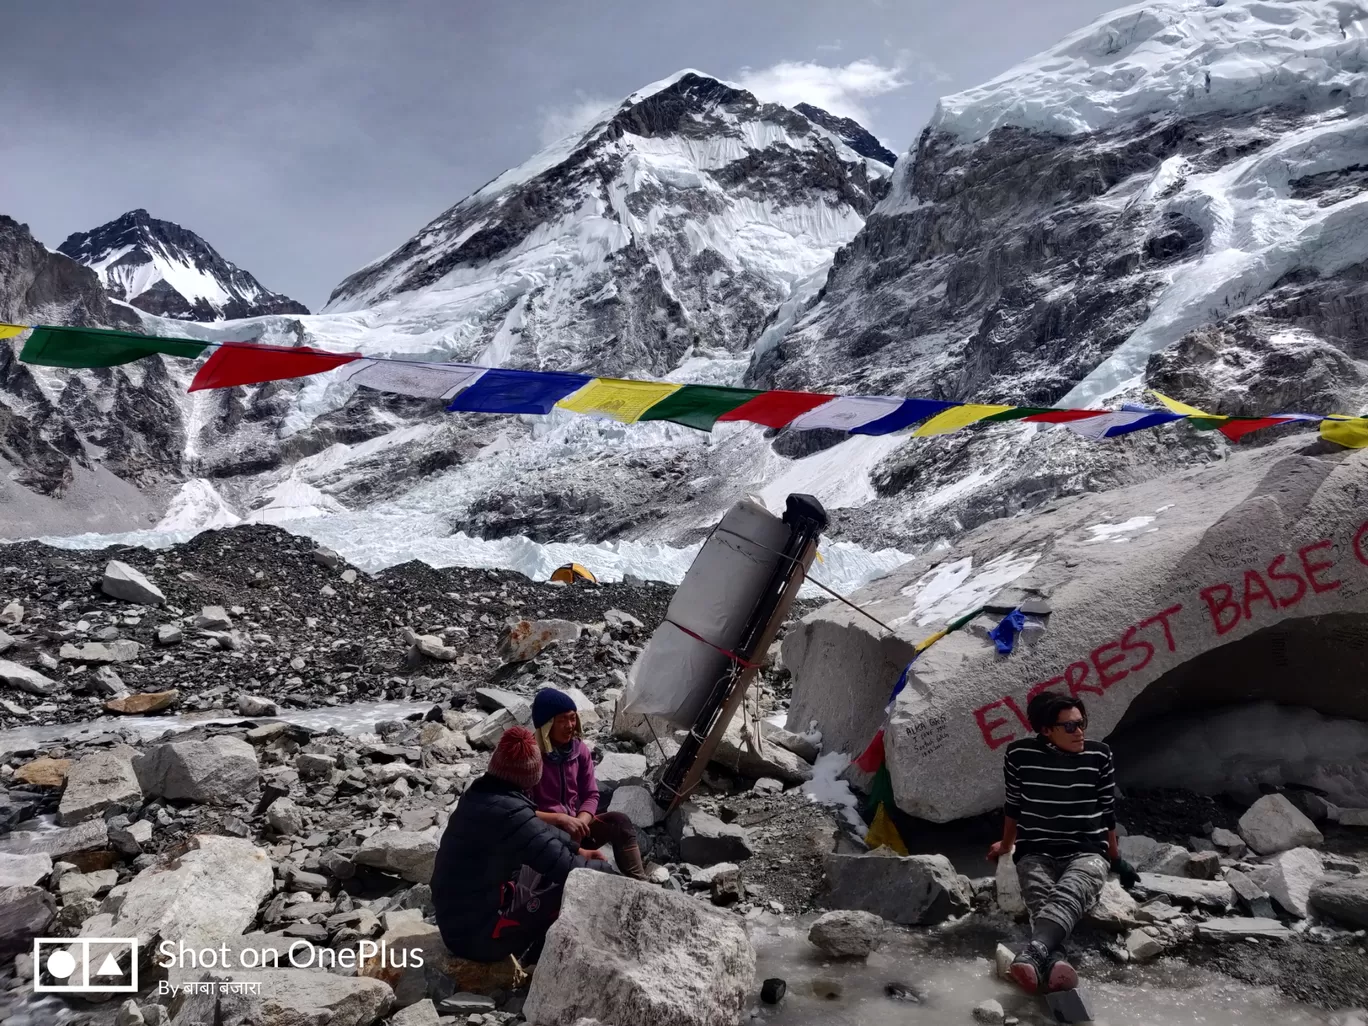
[1008,941,1050,994]
[1044,951,1078,992]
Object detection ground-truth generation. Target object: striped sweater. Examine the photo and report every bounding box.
[1002,736,1117,858]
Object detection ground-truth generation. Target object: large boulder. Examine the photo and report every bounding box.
[0,819,108,862]
[179,968,393,1025]
[668,806,752,865]
[497,619,582,663]
[808,910,886,958]
[1238,795,1324,855]
[359,915,526,1008]
[1309,875,1368,929]
[134,736,259,803]
[783,446,1368,822]
[0,853,52,888]
[824,853,972,925]
[58,746,143,826]
[0,885,55,952]
[524,870,755,1026]
[111,835,274,949]
[711,720,813,785]
[0,659,57,695]
[353,831,437,884]
[1264,847,1324,918]
[101,561,166,606]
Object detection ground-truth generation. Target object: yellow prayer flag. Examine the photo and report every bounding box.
[557,378,684,423]
[865,804,910,856]
[1150,390,1228,421]
[914,628,948,654]
[1321,417,1368,449]
[913,404,1014,437]
[0,324,29,340]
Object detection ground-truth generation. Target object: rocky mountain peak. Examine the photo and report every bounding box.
[58,209,308,322]
[794,103,898,166]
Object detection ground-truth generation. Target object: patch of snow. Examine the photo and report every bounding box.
[155,480,241,532]
[1085,515,1156,542]
[801,751,866,835]
[894,550,1042,627]
[757,433,907,514]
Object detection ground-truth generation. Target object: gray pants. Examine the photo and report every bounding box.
[1016,853,1109,938]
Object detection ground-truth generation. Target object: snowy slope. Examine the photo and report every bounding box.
[59,209,308,321]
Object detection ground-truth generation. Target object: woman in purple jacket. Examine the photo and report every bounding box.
[528,688,648,880]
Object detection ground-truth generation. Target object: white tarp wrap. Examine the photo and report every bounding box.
[622,499,792,727]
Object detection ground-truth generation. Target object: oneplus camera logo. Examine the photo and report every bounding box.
[33,938,138,993]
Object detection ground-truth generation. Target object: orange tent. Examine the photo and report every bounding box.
[549,562,598,585]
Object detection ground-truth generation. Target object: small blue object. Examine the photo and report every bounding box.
[989,609,1026,655]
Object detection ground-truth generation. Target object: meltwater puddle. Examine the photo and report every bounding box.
[749,919,1339,1026]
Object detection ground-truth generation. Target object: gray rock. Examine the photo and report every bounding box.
[1085,878,1140,932]
[59,746,142,826]
[58,869,117,902]
[194,606,233,630]
[0,630,14,654]
[0,601,22,625]
[711,723,812,785]
[101,561,166,606]
[1140,843,1190,876]
[760,721,821,763]
[340,568,358,585]
[1339,808,1368,828]
[604,609,645,630]
[753,777,784,795]
[1210,828,1247,859]
[669,806,752,866]
[0,853,51,888]
[1186,851,1222,880]
[237,693,278,717]
[313,547,341,569]
[296,751,337,780]
[824,852,972,925]
[92,665,128,697]
[0,819,108,861]
[1136,873,1235,910]
[267,797,304,836]
[1309,875,1368,930]
[1125,929,1164,962]
[497,619,582,663]
[973,999,1006,1024]
[687,862,739,887]
[1238,795,1323,855]
[353,831,437,884]
[1117,835,1161,865]
[0,659,57,695]
[1224,868,1276,918]
[0,885,55,951]
[59,640,142,664]
[474,687,533,723]
[208,968,394,1024]
[608,785,662,828]
[109,820,153,856]
[595,751,649,790]
[995,852,1026,916]
[808,909,885,958]
[524,870,754,1026]
[414,634,460,662]
[134,736,259,803]
[392,997,442,1025]
[468,709,517,750]
[1264,846,1323,918]
[115,999,144,1026]
[1196,917,1294,941]
[155,624,182,645]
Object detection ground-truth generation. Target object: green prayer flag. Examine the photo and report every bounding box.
[637,384,762,431]
[20,325,210,368]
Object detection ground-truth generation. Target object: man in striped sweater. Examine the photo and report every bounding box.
[988,692,1118,994]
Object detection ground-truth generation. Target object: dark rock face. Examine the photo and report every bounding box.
[793,103,899,166]
[59,209,308,321]
[0,216,139,330]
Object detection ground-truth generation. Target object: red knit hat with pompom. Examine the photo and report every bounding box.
[488,725,544,790]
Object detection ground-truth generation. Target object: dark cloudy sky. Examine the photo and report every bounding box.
[5,0,1119,310]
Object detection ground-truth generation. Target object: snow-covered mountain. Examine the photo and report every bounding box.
[58,209,308,322]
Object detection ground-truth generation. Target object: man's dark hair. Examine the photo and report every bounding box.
[1026,691,1087,733]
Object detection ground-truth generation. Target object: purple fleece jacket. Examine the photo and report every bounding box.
[528,738,600,817]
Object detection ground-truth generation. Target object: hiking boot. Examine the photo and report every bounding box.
[1009,941,1050,994]
[1044,951,1078,992]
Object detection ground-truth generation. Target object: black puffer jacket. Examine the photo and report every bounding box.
[432,773,613,956]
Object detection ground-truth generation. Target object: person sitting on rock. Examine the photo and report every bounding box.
[528,687,648,881]
[432,725,616,964]
[988,691,1117,994]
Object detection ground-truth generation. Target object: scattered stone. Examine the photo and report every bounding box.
[524,872,754,1026]
[1136,873,1235,910]
[497,619,582,664]
[296,752,337,780]
[105,689,179,715]
[1223,869,1275,919]
[594,751,648,789]
[134,736,260,803]
[1210,828,1247,859]
[996,852,1026,916]
[824,853,972,926]
[468,709,516,750]
[359,917,525,1007]
[93,665,128,697]
[413,634,460,662]
[760,978,786,1004]
[15,757,71,788]
[604,609,644,630]
[760,721,821,763]
[1125,928,1165,962]
[341,568,358,585]
[58,868,117,902]
[808,910,886,959]
[313,547,341,569]
[474,687,533,723]
[435,994,493,1016]
[0,600,22,625]
[59,640,142,664]
[607,786,661,828]
[1238,794,1323,855]
[0,819,108,861]
[155,624,183,646]
[753,777,784,796]
[669,806,752,865]
[0,629,13,654]
[1339,808,1368,828]
[1186,851,1222,880]
[973,999,1006,1024]
[0,853,52,888]
[101,561,166,606]
[109,820,153,856]
[59,746,142,826]
[1196,917,1294,941]
[1308,875,1368,930]
[995,943,1015,981]
[199,968,394,1024]
[354,831,437,884]
[1085,878,1140,932]
[0,885,55,951]
[115,999,144,1026]
[0,659,57,695]
[710,869,745,906]
[266,797,305,837]
[1140,843,1190,876]
[237,693,278,717]
[712,723,812,785]
[194,606,234,630]
[1264,847,1323,918]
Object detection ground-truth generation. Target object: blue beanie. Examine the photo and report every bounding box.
[531,688,578,728]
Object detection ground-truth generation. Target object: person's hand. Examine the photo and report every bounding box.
[579,847,607,862]
[987,840,1011,862]
[554,813,588,840]
[1107,835,1120,861]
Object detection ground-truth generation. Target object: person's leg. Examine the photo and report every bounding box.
[1024,854,1109,992]
[583,811,647,881]
[1011,855,1066,993]
[487,867,565,964]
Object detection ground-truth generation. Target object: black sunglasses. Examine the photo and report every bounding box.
[1051,720,1086,734]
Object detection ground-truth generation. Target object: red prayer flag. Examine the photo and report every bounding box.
[1217,417,1296,443]
[1023,409,1108,424]
[854,729,886,774]
[717,390,836,429]
[189,342,363,392]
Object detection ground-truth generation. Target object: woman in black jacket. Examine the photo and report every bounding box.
[432,724,617,962]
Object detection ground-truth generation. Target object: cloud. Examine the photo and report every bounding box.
[538,93,618,146]
[735,59,908,123]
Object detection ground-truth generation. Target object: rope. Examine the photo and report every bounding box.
[663,618,761,669]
